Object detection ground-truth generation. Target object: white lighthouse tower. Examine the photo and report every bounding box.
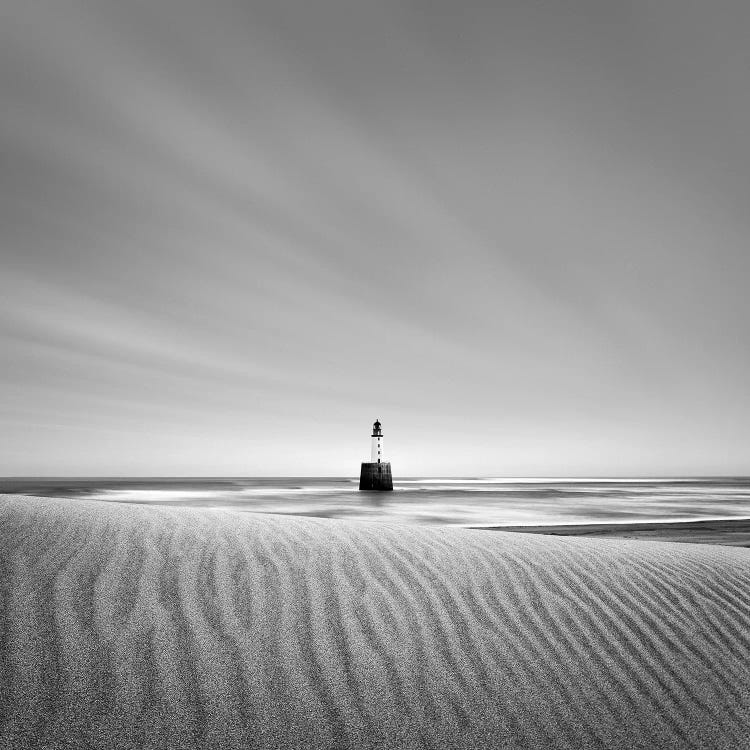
[359,418,393,491]
[371,419,383,463]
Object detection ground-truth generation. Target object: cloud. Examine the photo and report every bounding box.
[1,0,749,474]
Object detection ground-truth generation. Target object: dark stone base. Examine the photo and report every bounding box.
[359,462,393,491]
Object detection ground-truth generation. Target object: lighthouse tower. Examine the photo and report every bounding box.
[359,419,393,491]
[371,419,383,463]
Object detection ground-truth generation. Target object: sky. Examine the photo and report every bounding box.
[1,0,749,476]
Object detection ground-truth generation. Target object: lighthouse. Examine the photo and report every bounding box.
[371,419,383,463]
[359,419,393,491]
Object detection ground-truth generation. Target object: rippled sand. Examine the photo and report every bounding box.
[1,495,748,749]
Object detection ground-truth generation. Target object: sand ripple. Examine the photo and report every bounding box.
[0,495,748,749]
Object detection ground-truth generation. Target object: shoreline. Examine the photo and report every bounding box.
[475,517,750,547]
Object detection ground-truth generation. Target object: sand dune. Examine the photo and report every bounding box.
[0,495,748,749]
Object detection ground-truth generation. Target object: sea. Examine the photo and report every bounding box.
[2,477,750,528]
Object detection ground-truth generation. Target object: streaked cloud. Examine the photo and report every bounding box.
[1,0,749,475]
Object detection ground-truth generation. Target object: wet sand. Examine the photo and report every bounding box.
[480,518,750,547]
[1,494,749,749]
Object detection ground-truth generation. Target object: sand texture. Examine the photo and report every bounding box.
[0,495,748,749]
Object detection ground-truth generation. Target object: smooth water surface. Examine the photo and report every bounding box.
[2,477,750,527]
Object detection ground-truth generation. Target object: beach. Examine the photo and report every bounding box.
[1,493,748,749]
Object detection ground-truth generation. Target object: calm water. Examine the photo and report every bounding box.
[2,477,750,527]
